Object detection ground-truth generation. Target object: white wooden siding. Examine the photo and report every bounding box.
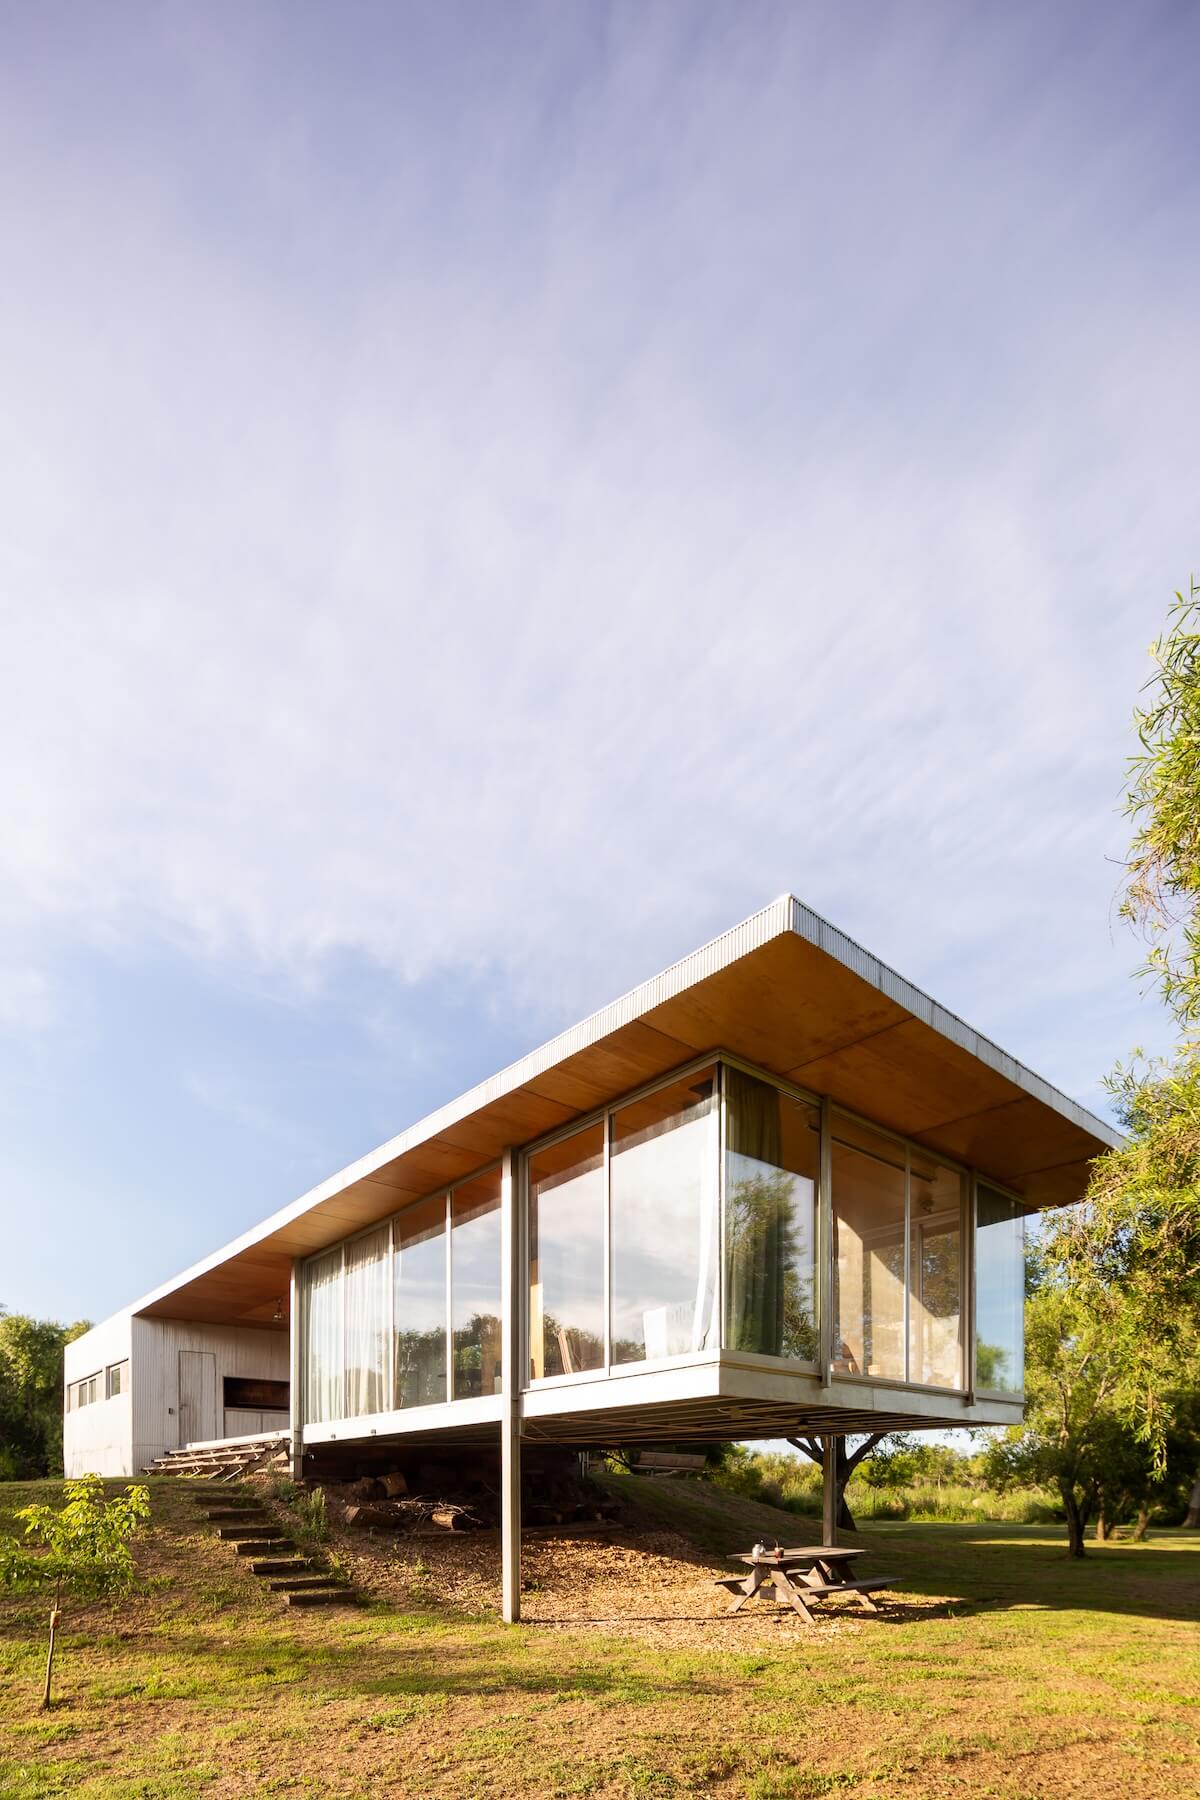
[130,1319,288,1472]
[63,1313,135,1477]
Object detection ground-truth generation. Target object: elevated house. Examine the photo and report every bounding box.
[64,897,1118,1619]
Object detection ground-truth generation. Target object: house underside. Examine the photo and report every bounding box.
[64,896,1119,1618]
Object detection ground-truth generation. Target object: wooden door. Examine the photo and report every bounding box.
[178,1350,217,1448]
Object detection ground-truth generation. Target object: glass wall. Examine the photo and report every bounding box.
[345,1226,389,1416]
[832,1121,907,1380]
[300,1166,501,1423]
[725,1071,818,1360]
[529,1123,605,1378]
[300,1058,1010,1419]
[394,1196,447,1408]
[832,1116,965,1387]
[452,1169,502,1399]
[908,1159,964,1389]
[610,1067,718,1364]
[305,1248,344,1423]
[975,1184,1026,1393]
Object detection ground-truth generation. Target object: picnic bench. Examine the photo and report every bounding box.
[714,1545,897,1625]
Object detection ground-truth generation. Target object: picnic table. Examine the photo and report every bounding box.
[714,1545,897,1625]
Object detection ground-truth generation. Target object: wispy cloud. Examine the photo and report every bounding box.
[1,1,1194,1099]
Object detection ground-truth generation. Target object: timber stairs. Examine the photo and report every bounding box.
[144,1436,290,1482]
[185,1482,358,1609]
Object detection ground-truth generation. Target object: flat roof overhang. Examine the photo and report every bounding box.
[134,895,1121,1328]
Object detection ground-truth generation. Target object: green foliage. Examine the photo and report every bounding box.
[1027,579,1200,1501]
[0,1311,91,1481]
[1050,1054,1200,1464]
[0,1475,149,1600]
[1121,576,1200,1031]
[0,1475,149,1707]
[982,1268,1154,1554]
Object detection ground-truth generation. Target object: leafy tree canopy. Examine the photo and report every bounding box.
[0,1309,91,1481]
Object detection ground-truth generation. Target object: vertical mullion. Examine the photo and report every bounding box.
[602,1114,612,1371]
[964,1173,976,1402]
[903,1145,912,1385]
[445,1190,454,1404]
[339,1242,347,1422]
[818,1096,834,1386]
[717,1063,727,1352]
[387,1216,396,1414]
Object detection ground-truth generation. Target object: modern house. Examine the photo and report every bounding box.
[64,897,1118,1619]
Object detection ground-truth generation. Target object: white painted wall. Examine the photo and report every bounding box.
[130,1319,289,1472]
[63,1313,135,1477]
[63,1314,289,1477]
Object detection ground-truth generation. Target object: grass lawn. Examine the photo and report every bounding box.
[1,1475,1197,1799]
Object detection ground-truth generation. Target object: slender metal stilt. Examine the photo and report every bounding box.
[822,1435,838,1547]
[500,1147,521,1623]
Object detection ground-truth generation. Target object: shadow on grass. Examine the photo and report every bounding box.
[601,1474,1200,1627]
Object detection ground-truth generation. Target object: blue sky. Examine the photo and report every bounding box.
[2,1,1197,1328]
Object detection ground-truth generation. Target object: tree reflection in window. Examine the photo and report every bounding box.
[724,1070,818,1360]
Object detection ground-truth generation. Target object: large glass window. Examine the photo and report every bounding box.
[833,1122,907,1381]
[345,1225,389,1416]
[304,1248,344,1422]
[975,1184,1026,1393]
[610,1067,719,1364]
[908,1159,964,1388]
[452,1170,502,1399]
[725,1070,819,1361]
[394,1196,447,1408]
[529,1123,605,1378]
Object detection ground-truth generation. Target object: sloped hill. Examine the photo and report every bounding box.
[2,1474,1198,1799]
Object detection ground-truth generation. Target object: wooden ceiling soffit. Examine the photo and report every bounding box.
[432,1087,578,1158]
[529,1021,698,1112]
[792,1016,1026,1138]
[646,933,911,1076]
[912,1097,1105,1190]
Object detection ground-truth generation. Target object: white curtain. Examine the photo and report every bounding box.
[304,1249,344,1423]
[345,1226,389,1417]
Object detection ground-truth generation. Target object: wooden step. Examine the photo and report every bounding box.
[266,1576,344,1592]
[216,1523,277,1540]
[285,1588,358,1607]
[234,1538,293,1556]
[204,1509,266,1523]
[248,1557,311,1575]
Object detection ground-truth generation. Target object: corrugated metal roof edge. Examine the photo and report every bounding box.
[127,893,1121,1319]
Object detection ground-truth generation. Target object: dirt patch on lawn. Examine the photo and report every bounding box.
[335,1516,933,1648]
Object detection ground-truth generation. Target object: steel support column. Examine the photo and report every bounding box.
[500,1146,521,1623]
[822,1435,838,1546]
[289,1257,303,1482]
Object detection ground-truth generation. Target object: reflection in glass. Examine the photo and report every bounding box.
[304,1248,344,1422]
[610,1068,718,1364]
[452,1171,502,1399]
[724,1071,819,1360]
[529,1123,605,1378]
[908,1161,963,1388]
[975,1185,1026,1392]
[394,1196,447,1407]
[833,1132,906,1380]
[345,1226,389,1416]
